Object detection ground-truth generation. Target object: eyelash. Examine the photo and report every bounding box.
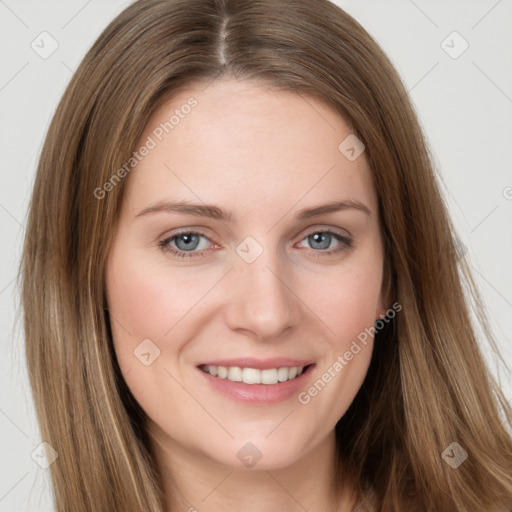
[158,228,353,260]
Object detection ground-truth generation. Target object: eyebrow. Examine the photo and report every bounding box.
[135,199,372,221]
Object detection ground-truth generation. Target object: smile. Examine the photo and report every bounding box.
[200,364,308,385]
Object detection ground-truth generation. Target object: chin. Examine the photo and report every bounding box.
[202,436,309,471]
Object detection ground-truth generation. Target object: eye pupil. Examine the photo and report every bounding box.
[309,232,331,250]
[175,233,200,251]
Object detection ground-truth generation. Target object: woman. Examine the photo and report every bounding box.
[20,0,512,510]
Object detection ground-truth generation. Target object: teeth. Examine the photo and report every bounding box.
[243,367,261,384]
[277,367,289,382]
[228,366,243,382]
[202,365,306,384]
[261,369,277,385]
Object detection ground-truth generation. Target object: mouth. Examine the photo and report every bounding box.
[199,364,312,384]
[196,360,316,404]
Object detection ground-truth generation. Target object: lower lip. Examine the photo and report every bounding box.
[197,365,315,404]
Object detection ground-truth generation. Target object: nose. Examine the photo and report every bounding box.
[224,246,302,341]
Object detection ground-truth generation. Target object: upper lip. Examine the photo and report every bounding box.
[197,357,315,370]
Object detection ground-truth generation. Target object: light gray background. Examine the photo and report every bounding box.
[1,1,511,510]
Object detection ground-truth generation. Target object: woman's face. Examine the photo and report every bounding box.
[105,78,387,470]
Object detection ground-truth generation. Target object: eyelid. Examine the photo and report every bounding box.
[300,224,352,238]
[158,226,218,245]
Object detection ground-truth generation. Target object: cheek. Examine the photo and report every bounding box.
[104,248,230,404]
[293,289,378,430]
[296,255,382,412]
[105,250,217,343]
[308,258,384,347]
[104,250,203,423]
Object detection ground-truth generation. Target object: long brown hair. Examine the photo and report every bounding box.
[20,0,512,510]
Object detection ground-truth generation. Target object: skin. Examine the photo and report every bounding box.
[105,78,388,512]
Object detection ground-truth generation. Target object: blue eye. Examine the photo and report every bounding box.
[299,231,352,252]
[159,231,211,259]
[158,229,352,260]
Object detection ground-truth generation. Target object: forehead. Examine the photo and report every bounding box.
[122,79,377,219]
